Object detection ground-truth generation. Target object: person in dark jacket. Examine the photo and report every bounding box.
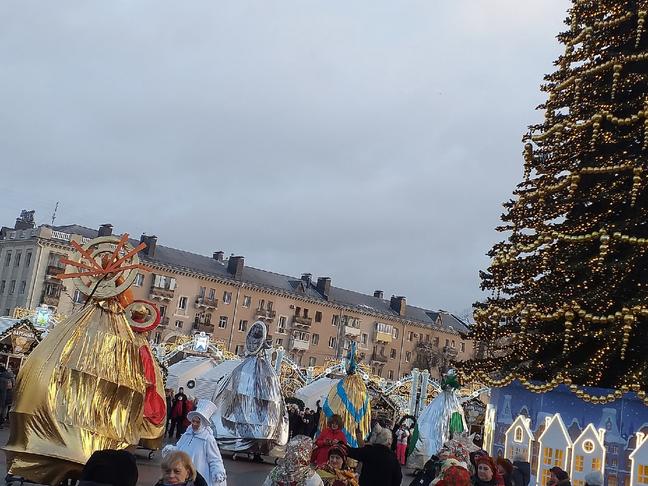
[510,457,531,486]
[496,458,513,486]
[79,449,138,486]
[409,455,441,486]
[345,426,402,486]
[548,467,571,486]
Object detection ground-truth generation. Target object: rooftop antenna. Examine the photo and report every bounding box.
[51,201,59,226]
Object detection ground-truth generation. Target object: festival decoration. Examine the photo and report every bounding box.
[460,0,648,401]
[319,342,372,447]
[4,235,166,484]
[408,370,467,469]
[210,321,289,455]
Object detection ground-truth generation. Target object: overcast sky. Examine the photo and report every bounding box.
[0,1,568,315]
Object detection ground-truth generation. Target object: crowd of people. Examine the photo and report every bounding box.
[67,387,611,486]
[288,401,322,438]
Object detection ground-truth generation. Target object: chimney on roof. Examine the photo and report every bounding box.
[98,224,113,237]
[14,210,35,230]
[213,251,224,262]
[390,295,407,316]
[301,273,312,287]
[228,256,244,279]
[140,234,157,258]
[316,277,331,299]
[373,290,384,299]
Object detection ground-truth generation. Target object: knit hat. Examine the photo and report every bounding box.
[435,465,472,486]
[584,471,603,486]
[81,450,138,486]
[550,467,569,481]
[328,445,347,460]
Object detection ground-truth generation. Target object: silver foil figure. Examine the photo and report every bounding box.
[210,321,289,453]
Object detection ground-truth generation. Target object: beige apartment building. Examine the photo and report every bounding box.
[0,212,474,381]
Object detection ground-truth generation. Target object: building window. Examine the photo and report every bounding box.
[638,465,648,484]
[19,281,26,294]
[392,327,399,339]
[242,296,252,308]
[312,334,319,345]
[278,316,287,334]
[308,357,316,367]
[425,334,430,342]
[303,308,309,318]
[73,289,84,304]
[223,291,232,304]
[408,331,414,341]
[434,336,439,346]
[390,349,396,359]
[4,251,11,267]
[238,320,248,332]
[361,333,368,345]
[542,470,552,486]
[554,449,564,466]
[0,281,5,294]
[198,286,206,298]
[154,332,161,344]
[8,280,15,295]
[153,274,176,290]
[328,336,336,348]
[445,338,450,347]
[159,305,167,317]
[543,447,553,465]
[15,252,21,267]
[388,370,394,379]
[601,458,611,469]
[608,478,617,486]
[235,345,244,356]
[461,342,466,352]
[575,455,584,472]
[134,273,145,287]
[175,320,183,328]
[178,296,188,310]
[294,330,308,341]
[276,338,283,346]
[208,288,215,300]
[451,340,456,348]
[332,315,339,326]
[315,311,322,323]
[610,445,619,454]
[25,252,32,267]
[218,316,228,328]
[4,308,9,316]
[583,440,594,453]
[405,351,411,362]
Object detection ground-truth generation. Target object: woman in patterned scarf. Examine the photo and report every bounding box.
[262,436,323,486]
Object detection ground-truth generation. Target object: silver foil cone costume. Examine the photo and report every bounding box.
[409,370,467,469]
[211,321,288,453]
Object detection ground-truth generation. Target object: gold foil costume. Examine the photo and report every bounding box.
[3,235,166,484]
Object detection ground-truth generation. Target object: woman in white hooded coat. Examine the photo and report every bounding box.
[168,400,227,486]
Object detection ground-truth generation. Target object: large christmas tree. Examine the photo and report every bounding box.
[461,1,648,404]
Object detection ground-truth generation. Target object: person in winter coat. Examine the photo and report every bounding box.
[408,455,441,486]
[548,467,571,486]
[313,415,347,467]
[169,388,190,439]
[344,426,402,486]
[156,450,208,486]
[166,400,227,486]
[395,424,410,465]
[78,449,139,486]
[496,458,513,486]
[316,445,359,486]
[510,457,531,486]
[472,456,505,486]
[263,435,324,486]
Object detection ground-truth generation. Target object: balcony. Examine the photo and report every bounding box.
[293,315,312,327]
[290,338,310,351]
[256,308,277,320]
[371,352,388,363]
[443,346,458,358]
[42,294,61,306]
[159,316,170,327]
[194,296,218,309]
[150,287,174,301]
[46,265,65,280]
[194,322,215,334]
[344,325,361,338]
[375,330,393,343]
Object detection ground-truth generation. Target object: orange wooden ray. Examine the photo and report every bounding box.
[105,234,130,271]
[104,241,147,274]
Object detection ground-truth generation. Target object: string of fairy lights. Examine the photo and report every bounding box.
[460,1,648,403]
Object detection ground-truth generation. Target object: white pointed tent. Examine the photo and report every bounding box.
[294,377,338,410]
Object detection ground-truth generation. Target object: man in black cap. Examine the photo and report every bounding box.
[79,450,138,486]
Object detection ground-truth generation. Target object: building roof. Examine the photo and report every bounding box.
[39,223,469,334]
